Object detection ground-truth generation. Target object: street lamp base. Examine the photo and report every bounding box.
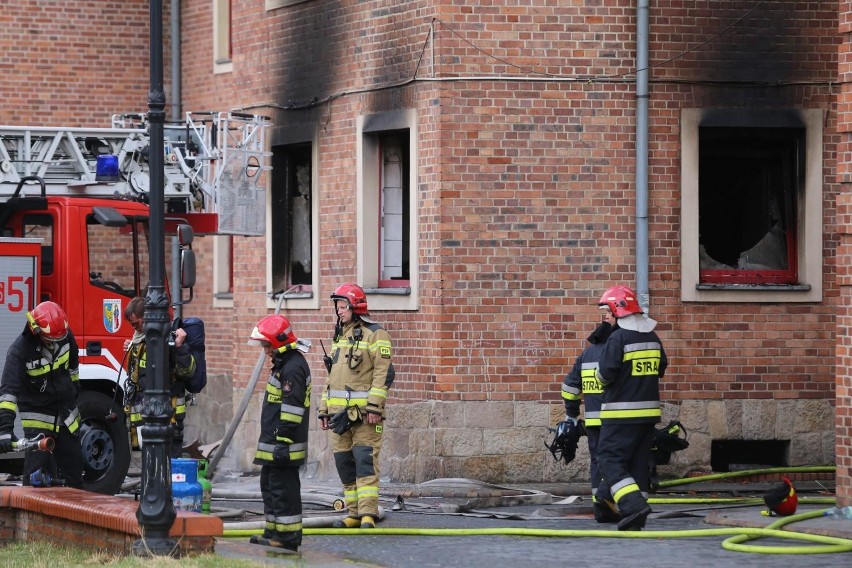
[132,536,179,557]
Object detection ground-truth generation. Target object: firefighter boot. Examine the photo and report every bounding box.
[332,516,361,528]
[617,505,652,531]
[593,498,620,524]
[360,515,376,528]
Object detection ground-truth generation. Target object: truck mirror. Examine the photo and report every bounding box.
[180,249,196,288]
[177,224,194,247]
[92,207,127,227]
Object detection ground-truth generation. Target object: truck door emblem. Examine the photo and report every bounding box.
[103,299,122,333]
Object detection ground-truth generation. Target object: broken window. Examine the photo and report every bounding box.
[271,142,313,292]
[698,126,801,285]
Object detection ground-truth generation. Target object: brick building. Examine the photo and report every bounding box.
[1,1,849,505]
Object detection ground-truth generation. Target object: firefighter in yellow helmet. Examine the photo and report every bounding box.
[318,283,395,529]
[248,314,311,551]
[0,301,83,487]
[594,285,667,531]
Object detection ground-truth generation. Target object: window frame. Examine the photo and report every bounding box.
[213,0,232,74]
[680,108,823,303]
[357,109,419,311]
[264,124,320,311]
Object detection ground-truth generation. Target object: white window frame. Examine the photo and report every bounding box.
[265,125,320,311]
[680,108,823,303]
[213,0,232,74]
[356,109,419,311]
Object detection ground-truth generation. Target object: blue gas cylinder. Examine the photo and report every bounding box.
[171,458,202,513]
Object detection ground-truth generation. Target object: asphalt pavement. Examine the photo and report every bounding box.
[209,476,852,567]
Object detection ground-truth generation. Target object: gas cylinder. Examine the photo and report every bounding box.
[197,458,213,514]
[171,458,202,513]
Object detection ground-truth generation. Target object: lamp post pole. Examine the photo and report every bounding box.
[133,0,176,556]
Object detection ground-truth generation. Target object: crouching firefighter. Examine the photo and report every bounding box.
[0,301,83,488]
[594,285,667,531]
[248,314,311,551]
[318,283,395,529]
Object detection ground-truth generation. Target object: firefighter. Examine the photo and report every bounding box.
[594,285,667,531]
[248,314,311,551]
[318,283,395,529]
[0,301,84,487]
[560,314,619,523]
[123,296,195,457]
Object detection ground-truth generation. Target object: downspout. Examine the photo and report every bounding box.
[170,0,182,122]
[635,0,650,312]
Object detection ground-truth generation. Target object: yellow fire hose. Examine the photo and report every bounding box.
[223,466,852,554]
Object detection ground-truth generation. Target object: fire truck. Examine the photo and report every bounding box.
[0,112,270,494]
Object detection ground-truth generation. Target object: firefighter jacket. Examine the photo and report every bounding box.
[595,317,667,425]
[126,332,195,427]
[561,322,613,427]
[254,347,311,467]
[319,319,394,419]
[0,328,81,438]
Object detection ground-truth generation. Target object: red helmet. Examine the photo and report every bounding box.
[331,282,369,315]
[598,285,643,318]
[764,477,798,516]
[248,315,297,349]
[27,301,69,342]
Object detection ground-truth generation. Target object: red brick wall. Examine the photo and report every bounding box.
[0,0,167,126]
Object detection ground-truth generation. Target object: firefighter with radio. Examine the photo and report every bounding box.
[248,314,311,551]
[123,296,195,458]
[0,301,84,488]
[594,285,667,531]
[560,312,619,523]
[318,283,395,529]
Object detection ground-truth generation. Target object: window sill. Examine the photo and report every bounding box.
[696,283,811,292]
[363,287,411,296]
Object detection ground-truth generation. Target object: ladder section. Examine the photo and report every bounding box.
[0,112,271,235]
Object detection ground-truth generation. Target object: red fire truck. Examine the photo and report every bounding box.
[0,112,269,494]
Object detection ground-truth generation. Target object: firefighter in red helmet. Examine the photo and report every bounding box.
[318,283,395,528]
[0,301,84,487]
[594,285,668,531]
[248,314,311,551]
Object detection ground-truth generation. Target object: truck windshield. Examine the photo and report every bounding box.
[87,215,149,297]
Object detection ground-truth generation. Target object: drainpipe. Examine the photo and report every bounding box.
[170,0,181,122]
[635,0,650,313]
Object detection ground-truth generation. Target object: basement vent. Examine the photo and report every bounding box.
[710,439,789,472]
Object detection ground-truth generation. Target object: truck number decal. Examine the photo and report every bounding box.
[0,275,34,312]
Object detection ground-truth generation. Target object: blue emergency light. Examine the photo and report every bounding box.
[95,155,120,182]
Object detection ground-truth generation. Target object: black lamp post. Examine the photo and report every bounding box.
[132,0,177,556]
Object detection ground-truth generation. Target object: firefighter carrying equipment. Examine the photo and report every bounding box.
[544,418,585,464]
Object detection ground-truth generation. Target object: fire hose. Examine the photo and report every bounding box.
[11,433,55,452]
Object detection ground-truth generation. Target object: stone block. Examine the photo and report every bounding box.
[430,401,465,428]
[514,401,549,427]
[483,428,543,455]
[436,428,483,457]
[741,400,777,440]
[465,401,513,428]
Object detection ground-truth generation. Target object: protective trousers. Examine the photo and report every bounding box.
[260,464,302,549]
[23,426,83,488]
[596,422,655,516]
[330,418,383,518]
[586,426,603,499]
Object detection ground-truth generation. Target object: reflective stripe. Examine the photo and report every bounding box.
[0,394,16,404]
[612,477,641,504]
[280,404,305,423]
[357,485,379,499]
[25,344,71,376]
[369,387,387,400]
[64,408,81,434]
[328,389,369,399]
[600,400,660,420]
[344,489,358,504]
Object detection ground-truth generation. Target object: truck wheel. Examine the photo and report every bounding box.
[77,390,131,495]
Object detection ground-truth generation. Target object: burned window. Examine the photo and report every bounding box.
[271,143,313,291]
[377,130,410,285]
[698,127,802,285]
